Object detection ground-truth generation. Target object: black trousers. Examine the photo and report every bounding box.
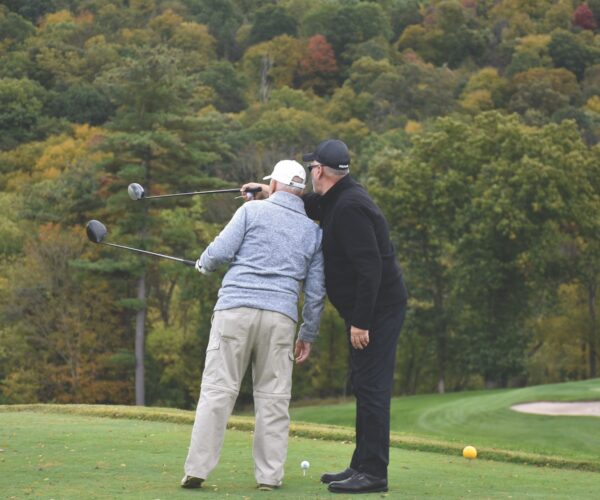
[347,302,406,479]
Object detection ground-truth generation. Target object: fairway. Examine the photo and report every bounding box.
[291,379,600,465]
[1,410,600,499]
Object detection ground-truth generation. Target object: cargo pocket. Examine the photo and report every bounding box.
[202,326,222,384]
[280,350,295,397]
[206,330,221,352]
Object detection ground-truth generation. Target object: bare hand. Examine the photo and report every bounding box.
[241,182,270,201]
[294,339,312,364]
[350,326,369,350]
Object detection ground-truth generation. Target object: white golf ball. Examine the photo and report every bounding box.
[300,460,310,469]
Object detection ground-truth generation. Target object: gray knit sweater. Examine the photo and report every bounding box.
[199,191,325,342]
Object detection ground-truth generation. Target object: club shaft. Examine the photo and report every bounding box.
[143,187,261,199]
[101,242,195,266]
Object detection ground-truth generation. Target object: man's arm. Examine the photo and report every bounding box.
[199,205,248,271]
[302,192,322,221]
[296,243,326,362]
[241,182,323,221]
[336,205,381,332]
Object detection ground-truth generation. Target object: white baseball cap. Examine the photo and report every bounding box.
[263,160,306,189]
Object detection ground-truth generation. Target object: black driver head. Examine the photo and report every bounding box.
[86,220,107,244]
[127,183,145,200]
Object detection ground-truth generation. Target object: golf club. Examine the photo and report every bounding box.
[127,183,262,201]
[85,220,196,266]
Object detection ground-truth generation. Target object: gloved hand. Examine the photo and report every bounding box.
[195,259,210,274]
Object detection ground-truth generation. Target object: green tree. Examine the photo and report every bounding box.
[303,2,391,58]
[505,34,552,77]
[368,57,459,124]
[563,143,600,377]
[248,4,298,46]
[239,105,331,179]
[370,112,594,389]
[183,0,242,59]
[25,9,93,87]
[450,116,591,386]
[548,29,599,80]
[347,56,394,94]
[508,67,581,118]
[170,21,217,66]
[199,61,247,112]
[46,83,114,125]
[387,0,422,40]
[81,35,121,82]
[324,84,374,124]
[0,10,36,48]
[542,0,572,31]
[0,192,24,256]
[459,67,509,113]
[1,223,132,404]
[431,1,488,68]
[2,0,59,23]
[0,77,47,149]
[242,35,303,102]
[397,1,487,68]
[588,0,600,27]
[96,46,240,405]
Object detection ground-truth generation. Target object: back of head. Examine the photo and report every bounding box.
[263,160,307,194]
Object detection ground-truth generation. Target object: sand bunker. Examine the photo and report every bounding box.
[511,401,600,417]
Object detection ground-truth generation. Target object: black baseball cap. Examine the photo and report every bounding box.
[302,139,350,170]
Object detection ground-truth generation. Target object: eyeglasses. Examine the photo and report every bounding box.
[308,163,322,173]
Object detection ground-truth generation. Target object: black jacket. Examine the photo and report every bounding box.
[304,175,407,330]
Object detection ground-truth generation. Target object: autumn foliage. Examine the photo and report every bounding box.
[573,3,597,30]
[0,0,599,406]
[298,35,338,94]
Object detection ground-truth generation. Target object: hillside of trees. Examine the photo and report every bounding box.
[0,0,598,408]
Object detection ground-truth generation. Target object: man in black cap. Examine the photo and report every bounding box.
[243,139,408,494]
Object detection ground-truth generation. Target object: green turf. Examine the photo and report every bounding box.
[1,411,599,499]
[290,378,600,465]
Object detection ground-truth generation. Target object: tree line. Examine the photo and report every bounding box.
[0,0,598,408]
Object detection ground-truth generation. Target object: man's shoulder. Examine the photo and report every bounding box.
[240,199,267,214]
[336,182,375,210]
[246,196,315,226]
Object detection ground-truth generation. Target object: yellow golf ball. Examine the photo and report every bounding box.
[463,445,477,459]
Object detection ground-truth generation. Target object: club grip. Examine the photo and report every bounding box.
[183,259,196,266]
[244,187,262,194]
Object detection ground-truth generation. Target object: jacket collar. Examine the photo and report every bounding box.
[267,191,307,215]
[321,174,356,206]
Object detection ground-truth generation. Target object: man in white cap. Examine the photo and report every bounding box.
[181,160,325,491]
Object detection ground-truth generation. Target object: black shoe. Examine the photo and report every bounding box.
[328,472,388,494]
[180,475,204,489]
[320,467,356,484]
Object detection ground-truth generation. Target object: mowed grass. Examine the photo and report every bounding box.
[2,410,600,499]
[291,378,600,465]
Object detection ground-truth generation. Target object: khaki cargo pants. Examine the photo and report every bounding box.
[183,307,296,486]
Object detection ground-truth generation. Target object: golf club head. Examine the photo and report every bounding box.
[86,220,107,244]
[127,183,145,200]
